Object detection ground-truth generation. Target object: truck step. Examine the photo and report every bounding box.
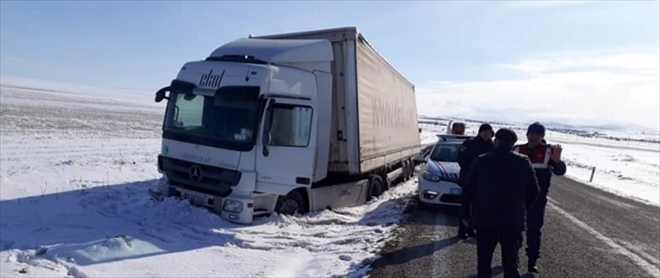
[253,209,271,217]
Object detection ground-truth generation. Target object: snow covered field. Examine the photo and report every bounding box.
[420,121,660,206]
[0,78,426,277]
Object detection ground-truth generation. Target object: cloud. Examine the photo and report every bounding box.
[416,49,660,131]
[498,51,660,74]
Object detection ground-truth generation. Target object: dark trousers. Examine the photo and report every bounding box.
[526,193,548,263]
[458,179,475,236]
[458,216,475,235]
[476,228,522,278]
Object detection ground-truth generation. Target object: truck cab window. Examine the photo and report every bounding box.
[171,94,204,127]
[163,86,260,152]
[269,105,313,147]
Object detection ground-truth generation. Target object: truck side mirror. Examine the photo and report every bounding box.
[155,86,170,103]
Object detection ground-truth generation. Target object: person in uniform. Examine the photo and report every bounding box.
[513,122,567,273]
[461,128,541,278]
[457,123,494,239]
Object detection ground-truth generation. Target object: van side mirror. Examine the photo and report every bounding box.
[414,154,426,164]
[155,86,170,103]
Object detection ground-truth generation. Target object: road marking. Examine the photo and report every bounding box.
[548,198,660,277]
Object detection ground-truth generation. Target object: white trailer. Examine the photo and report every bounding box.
[154,27,423,224]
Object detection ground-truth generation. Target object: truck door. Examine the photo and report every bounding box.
[256,97,317,191]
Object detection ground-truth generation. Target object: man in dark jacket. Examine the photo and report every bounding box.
[513,122,567,273]
[461,128,541,278]
[457,123,494,239]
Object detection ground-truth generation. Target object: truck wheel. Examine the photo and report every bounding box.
[368,175,384,200]
[276,191,305,215]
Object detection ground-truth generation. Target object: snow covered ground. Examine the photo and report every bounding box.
[420,121,660,206]
[0,78,426,278]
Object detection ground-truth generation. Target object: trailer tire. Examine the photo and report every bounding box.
[275,191,305,216]
[401,161,410,181]
[408,158,416,179]
[368,175,385,200]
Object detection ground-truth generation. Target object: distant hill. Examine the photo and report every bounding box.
[418,115,660,144]
[540,121,656,133]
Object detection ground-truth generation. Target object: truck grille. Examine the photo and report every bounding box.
[158,155,241,197]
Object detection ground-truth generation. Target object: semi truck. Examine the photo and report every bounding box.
[153,26,425,224]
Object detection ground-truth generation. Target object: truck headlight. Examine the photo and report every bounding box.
[421,170,441,182]
[223,200,243,213]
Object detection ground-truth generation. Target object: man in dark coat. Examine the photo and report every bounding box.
[461,128,541,278]
[513,122,567,272]
[457,123,494,239]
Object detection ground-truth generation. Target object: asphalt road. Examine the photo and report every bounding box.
[367,176,660,278]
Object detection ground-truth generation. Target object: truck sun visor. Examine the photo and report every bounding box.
[170,79,195,94]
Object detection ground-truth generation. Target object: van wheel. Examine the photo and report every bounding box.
[368,175,384,200]
[276,191,305,215]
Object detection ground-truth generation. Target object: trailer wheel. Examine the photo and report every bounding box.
[275,191,305,215]
[401,161,410,181]
[368,175,384,200]
[408,159,416,179]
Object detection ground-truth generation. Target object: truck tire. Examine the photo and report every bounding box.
[275,191,305,215]
[368,175,384,200]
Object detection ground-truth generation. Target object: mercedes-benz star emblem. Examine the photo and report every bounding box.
[189,165,203,182]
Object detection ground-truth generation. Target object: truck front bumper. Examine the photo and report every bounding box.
[157,178,255,224]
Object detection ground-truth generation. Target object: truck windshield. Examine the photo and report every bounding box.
[163,86,261,152]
